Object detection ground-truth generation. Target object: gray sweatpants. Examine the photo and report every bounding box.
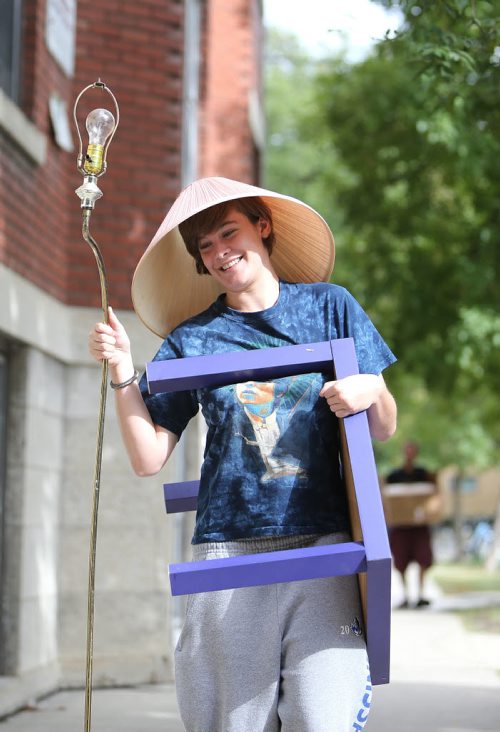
[174,533,372,732]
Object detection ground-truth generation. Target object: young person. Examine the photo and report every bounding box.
[89,177,397,731]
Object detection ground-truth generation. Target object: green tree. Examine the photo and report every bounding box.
[264,4,499,471]
[264,29,343,222]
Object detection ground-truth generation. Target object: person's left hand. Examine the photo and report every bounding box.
[319,374,383,418]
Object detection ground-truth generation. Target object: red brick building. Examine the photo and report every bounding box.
[0,0,264,715]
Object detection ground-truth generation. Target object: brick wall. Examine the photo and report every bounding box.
[0,0,73,302]
[0,0,263,311]
[68,0,185,309]
[0,0,185,312]
[199,0,262,182]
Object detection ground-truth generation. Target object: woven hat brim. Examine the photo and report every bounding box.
[131,178,335,338]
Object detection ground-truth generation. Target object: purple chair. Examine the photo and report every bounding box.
[147,338,391,684]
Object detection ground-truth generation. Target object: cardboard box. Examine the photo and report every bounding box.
[382,482,443,527]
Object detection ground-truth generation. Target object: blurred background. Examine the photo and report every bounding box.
[0,0,498,722]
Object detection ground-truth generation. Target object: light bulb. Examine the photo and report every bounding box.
[83,108,115,175]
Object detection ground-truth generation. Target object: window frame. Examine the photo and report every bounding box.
[0,0,23,103]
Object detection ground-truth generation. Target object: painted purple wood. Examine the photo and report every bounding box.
[170,542,366,595]
[330,339,391,559]
[152,338,391,684]
[365,559,392,682]
[147,341,334,394]
[164,480,199,513]
[330,338,392,684]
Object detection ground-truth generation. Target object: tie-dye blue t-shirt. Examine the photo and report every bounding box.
[140,281,396,544]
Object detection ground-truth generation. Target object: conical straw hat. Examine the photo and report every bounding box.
[131,177,335,337]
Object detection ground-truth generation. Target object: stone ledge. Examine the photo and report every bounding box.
[0,264,161,366]
[0,89,47,166]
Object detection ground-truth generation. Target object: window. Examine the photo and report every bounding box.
[0,353,6,534]
[0,351,7,612]
[0,0,23,102]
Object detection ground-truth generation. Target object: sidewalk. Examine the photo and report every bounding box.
[387,563,500,688]
[1,569,499,731]
[0,684,183,731]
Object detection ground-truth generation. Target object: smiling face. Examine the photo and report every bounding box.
[197,207,273,293]
[179,197,275,275]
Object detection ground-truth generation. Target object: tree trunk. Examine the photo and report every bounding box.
[452,471,465,561]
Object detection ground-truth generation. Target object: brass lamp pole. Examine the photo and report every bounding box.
[73,79,120,732]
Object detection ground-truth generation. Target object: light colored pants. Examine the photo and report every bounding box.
[174,533,372,732]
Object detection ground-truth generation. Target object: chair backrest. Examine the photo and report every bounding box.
[148,338,391,684]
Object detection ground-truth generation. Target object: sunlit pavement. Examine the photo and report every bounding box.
[368,564,500,731]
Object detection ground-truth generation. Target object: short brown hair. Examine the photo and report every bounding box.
[178,196,275,275]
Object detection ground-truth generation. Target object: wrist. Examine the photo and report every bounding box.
[109,357,135,385]
[110,369,139,390]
